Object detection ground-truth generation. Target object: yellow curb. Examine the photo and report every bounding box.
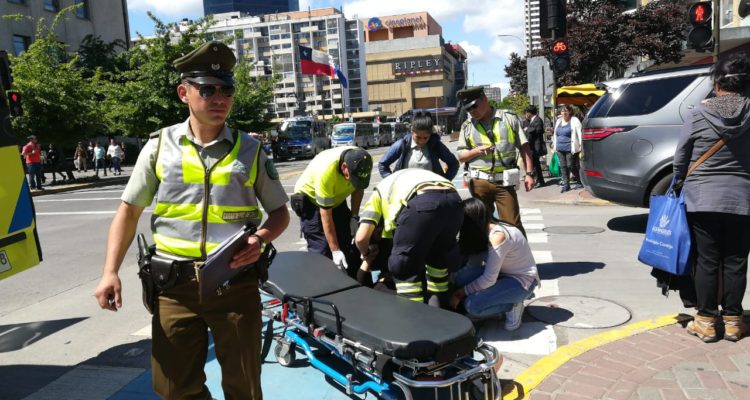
[504,314,687,399]
[276,153,384,181]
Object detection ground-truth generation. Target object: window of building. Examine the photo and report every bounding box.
[12,34,30,55]
[44,0,59,11]
[7,0,26,4]
[75,0,89,19]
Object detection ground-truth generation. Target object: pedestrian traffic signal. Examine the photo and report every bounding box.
[7,91,21,117]
[687,1,713,51]
[549,39,570,74]
[539,0,567,39]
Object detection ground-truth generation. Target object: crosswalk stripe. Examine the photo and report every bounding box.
[532,250,552,264]
[527,232,548,243]
[522,214,543,221]
[131,324,151,337]
[520,208,541,215]
[524,223,545,231]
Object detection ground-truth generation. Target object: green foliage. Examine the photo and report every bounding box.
[498,94,530,117]
[9,6,102,146]
[503,52,527,94]
[226,60,276,133]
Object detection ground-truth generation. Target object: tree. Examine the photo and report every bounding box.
[77,34,127,78]
[99,13,215,138]
[226,60,276,133]
[498,94,530,117]
[8,6,102,146]
[503,52,528,94]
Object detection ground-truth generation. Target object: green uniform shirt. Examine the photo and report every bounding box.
[294,146,358,208]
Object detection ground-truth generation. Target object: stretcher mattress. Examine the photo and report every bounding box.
[264,252,477,363]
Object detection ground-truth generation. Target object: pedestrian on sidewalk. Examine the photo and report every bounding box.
[552,104,583,193]
[449,198,539,330]
[21,135,43,190]
[107,138,124,175]
[674,54,750,343]
[93,142,107,177]
[46,143,66,184]
[74,142,88,172]
[524,105,547,187]
[93,41,289,400]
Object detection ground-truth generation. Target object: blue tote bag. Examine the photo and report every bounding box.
[638,178,691,275]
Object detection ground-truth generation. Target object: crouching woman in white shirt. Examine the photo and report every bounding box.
[449,198,539,330]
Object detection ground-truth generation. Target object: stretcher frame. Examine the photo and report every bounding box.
[260,291,502,400]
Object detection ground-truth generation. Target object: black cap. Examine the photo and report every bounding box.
[173,41,236,85]
[525,105,538,114]
[343,148,372,190]
[456,86,485,110]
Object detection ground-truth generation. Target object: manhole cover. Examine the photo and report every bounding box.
[527,295,631,329]
[543,226,605,235]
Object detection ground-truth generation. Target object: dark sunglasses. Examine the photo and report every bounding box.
[189,83,235,99]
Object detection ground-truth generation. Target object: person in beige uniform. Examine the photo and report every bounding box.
[456,86,535,236]
[93,41,289,400]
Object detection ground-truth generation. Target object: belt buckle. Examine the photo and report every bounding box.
[193,261,205,283]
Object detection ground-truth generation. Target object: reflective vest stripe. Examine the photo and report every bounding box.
[425,264,448,278]
[467,118,517,173]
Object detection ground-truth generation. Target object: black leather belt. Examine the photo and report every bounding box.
[174,260,204,278]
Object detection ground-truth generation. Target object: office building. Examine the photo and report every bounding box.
[203,0,299,17]
[360,12,467,117]
[207,8,367,119]
[482,86,502,103]
[0,0,130,56]
[523,0,541,53]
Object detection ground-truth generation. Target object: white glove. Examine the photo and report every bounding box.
[332,250,348,271]
[349,216,359,236]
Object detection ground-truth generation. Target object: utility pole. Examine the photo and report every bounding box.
[713,0,720,62]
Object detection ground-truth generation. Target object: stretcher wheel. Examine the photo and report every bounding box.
[274,340,296,367]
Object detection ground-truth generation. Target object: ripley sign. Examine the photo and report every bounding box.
[392,57,444,76]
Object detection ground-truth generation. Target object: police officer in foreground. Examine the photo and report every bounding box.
[94,41,290,399]
[292,146,372,274]
[456,86,535,237]
[355,168,463,307]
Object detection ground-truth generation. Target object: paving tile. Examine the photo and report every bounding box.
[696,371,727,390]
[673,361,717,373]
[622,368,657,385]
[606,354,648,368]
[579,365,623,381]
[707,354,740,373]
[682,388,735,399]
[603,380,638,400]
[559,380,607,399]
[725,379,750,399]
[554,393,590,400]
[652,371,675,380]
[570,371,616,389]
[536,374,566,393]
[529,391,553,400]
[592,357,636,374]
[576,349,610,362]
[554,361,586,378]
[647,356,682,371]
[640,379,679,389]
[659,388,688,400]
[673,369,703,390]
[635,387,662,400]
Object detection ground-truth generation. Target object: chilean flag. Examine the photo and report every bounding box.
[299,45,348,88]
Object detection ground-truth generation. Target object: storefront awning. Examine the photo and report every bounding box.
[556,84,605,106]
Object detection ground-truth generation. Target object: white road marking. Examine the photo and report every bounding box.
[526,232,548,243]
[37,209,154,216]
[34,198,122,202]
[523,223,545,231]
[480,322,557,356]
[522,214,543,221]
[520,208,541,215]
[532,250,552,264]
[131,324,151,337]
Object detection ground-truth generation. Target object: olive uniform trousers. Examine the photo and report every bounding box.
[469,178,527,237]
[152,271,262,400]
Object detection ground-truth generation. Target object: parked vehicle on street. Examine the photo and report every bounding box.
[581,65,713,207]
[275,117,330,161]
[389,122,409,142]
[372,123,393,147]
[331,122,375,148]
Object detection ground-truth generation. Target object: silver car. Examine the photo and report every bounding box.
[581,65,713,207]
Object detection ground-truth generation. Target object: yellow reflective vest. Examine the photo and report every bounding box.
[464,112,517,173]
[294,146,359,208]
[152,127,262,259]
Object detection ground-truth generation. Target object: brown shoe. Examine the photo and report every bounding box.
[723,315,746,342]
[687,314,718,342]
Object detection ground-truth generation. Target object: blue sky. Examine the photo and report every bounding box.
[127,0,526,95]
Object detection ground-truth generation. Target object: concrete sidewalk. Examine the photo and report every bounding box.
[518,179,612,207]
[30,166,131,196]
[511,314,750,400]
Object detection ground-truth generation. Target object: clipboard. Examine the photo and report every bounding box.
[198,224,255,303]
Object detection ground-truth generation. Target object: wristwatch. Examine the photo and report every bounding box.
[526,172,535,177]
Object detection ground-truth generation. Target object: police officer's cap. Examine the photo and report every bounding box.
[342,148,373,190]
[173,41,236,85]
[456,86,485,110]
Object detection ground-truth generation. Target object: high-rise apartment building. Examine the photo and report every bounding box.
[207,8,367,119]
[524,0,542,53]
[203,0,299,16]
[0,0,130,56]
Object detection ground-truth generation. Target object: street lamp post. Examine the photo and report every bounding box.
[497,34,528,56]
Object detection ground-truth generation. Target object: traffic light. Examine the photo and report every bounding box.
[539,0,567,39]
[7,91,21,117]
[550,39,570,74]
[687,1,713,51]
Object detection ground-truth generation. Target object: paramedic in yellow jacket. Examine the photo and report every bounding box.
[355,168,463,308]
[456,86,535,236]
[93,41,289,400]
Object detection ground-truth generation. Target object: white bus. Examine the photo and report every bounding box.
[331,123,375,148]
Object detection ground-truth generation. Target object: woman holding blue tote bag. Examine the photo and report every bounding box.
[672,55,750,343]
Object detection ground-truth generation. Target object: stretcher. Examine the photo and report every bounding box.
[260,251,502,400]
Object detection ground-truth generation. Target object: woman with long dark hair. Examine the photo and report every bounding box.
[450,198,539,330]
[674,54,750,342]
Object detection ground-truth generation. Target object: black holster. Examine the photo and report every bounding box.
[290,193,305,217]
[256,242,277,284]
[136,234,158,314]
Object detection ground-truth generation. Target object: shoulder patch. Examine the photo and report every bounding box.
[265,158,279,180]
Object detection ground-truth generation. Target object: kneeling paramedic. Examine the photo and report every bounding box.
[93,41,290,400]
[355,168,463,307]
[292,146,372,275]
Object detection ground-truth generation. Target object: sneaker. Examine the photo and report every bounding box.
[686,314,718,342]
[560,185,571,193]
[504,301,525,331]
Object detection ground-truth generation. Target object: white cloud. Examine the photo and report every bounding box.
[128,0,203,16]
[461,1,524,37]
[458,40,486,64]
[489,36,525,58]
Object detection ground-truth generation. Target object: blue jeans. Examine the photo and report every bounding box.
[27,162,43,189]
[453,265,537,318]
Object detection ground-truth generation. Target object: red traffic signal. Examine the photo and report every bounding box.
[549,39,570,74]
[7,91,21,117]
[550,39,568,55]
[689,1,712,25]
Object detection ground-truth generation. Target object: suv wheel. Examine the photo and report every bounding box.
[648,173,673,205]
